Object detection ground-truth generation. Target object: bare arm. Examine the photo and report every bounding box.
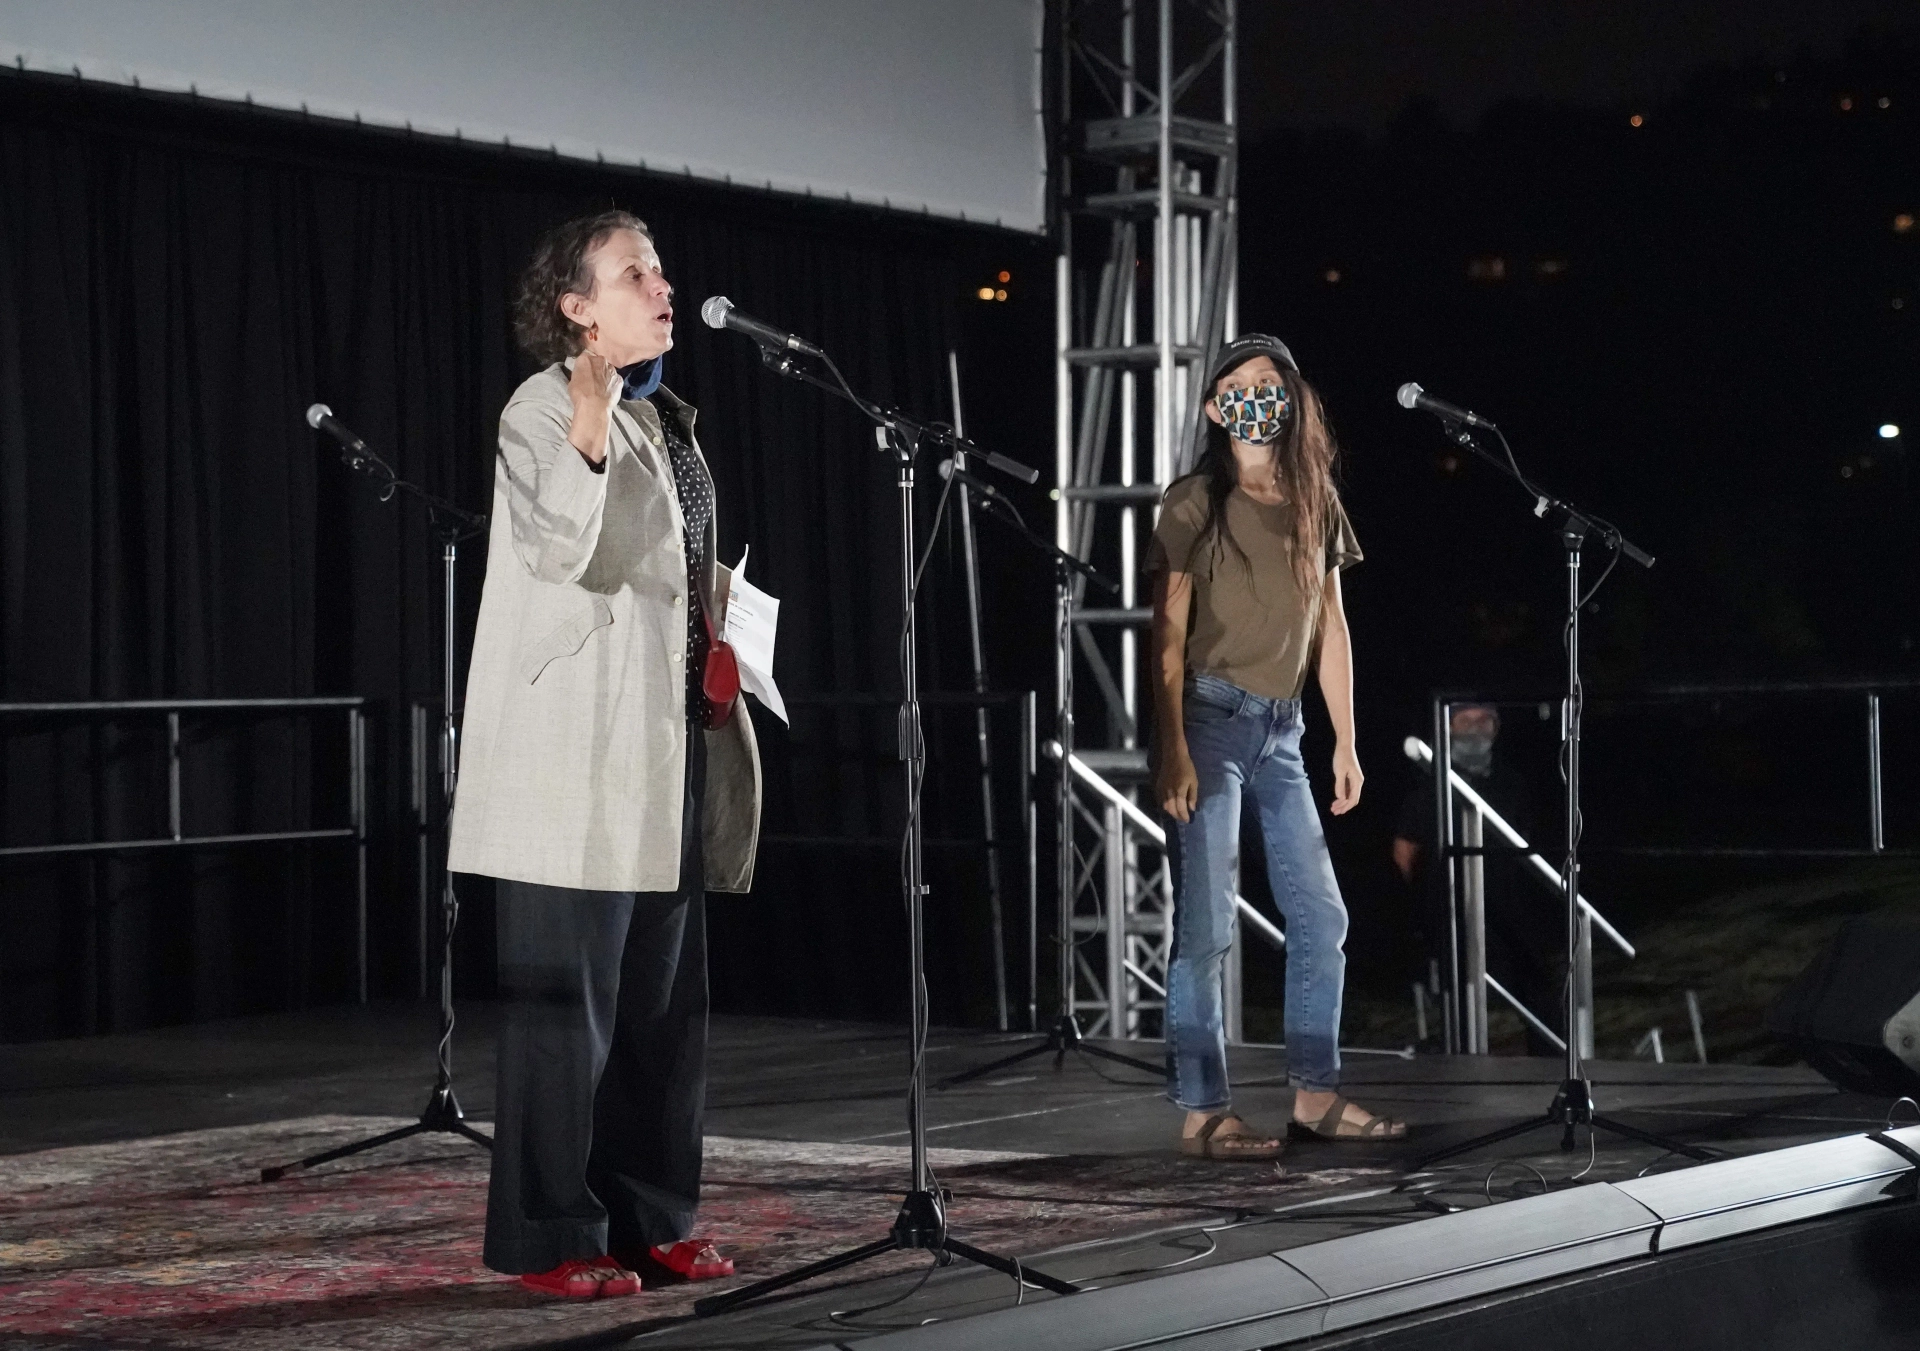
[1151,569,1200,822]
[1318,568,1364,815]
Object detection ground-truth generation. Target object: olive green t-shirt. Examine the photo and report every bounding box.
[1145,476,1362,700]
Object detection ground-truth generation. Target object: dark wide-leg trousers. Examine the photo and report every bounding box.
[482,726,708,1275]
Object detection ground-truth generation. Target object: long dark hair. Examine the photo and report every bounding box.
[1176,367,1340,600]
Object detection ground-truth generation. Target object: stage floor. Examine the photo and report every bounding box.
[0,1004,1896,1349]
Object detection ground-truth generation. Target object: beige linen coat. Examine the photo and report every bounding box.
[446,362,761,893]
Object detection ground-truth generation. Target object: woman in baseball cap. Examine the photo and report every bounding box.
[1146,335,1406,1159]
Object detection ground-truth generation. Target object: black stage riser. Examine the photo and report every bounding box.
[823,1126,1920,1351]
[1311,1202,1920,1351]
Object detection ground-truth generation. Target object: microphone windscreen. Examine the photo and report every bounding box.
[700,296,732,330]
[1395,383,1422,410]
[937,458,955,481]
[306,403,332,428]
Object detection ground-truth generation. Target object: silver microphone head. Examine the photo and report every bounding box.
[305,402,332,428]
[700,296,733,330]
[937,457,955,481]
[1395,382,1423,410]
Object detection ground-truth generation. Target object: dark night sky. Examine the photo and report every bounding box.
[1238,0,1917,132]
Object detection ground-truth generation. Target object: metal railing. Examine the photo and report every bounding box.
[1583,679,1917,859]
[1405,735,1632,1057]
[0,697,370,1000]
[1418,678,1916,1058]
[411,691,1043,1027]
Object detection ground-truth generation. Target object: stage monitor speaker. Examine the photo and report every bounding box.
[1765,915,1920,1095]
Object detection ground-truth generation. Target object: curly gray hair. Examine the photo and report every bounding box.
[511,209,652,364]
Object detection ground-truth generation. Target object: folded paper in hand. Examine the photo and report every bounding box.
[722,548,786,725]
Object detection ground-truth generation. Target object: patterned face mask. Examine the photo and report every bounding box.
[1213,383,1291,444]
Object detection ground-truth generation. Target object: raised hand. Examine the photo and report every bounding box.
[566,351,622,463]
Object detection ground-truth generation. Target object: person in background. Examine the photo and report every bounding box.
[1150,333,1408,1160]
[1393,703,1558,1055]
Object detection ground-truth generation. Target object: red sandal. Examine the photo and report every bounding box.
[589,1255,643,1296]
[647,1240,734,1281]
[518,1258,612,1299]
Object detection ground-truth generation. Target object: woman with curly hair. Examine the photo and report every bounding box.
[1148,334,1406,1160]
[448,210,760,1297]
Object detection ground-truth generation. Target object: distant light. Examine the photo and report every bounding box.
[1840,96,1855,112]
[1628,114,1644,128]
[1894,213,1914,234]
[1896,298,1908,311]
[1467,256,1507,281]
[994,288,1008,302]
[996,270,1011,283]
[1878,96,1892,109]
[1324,267,1342,284]
[1879,424,1901,439]
[975,286,995,301]
[1536,258,1568,277]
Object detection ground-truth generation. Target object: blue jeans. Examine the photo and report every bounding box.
[1166,673,1349,1109]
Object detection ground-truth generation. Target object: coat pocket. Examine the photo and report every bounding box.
[517,596,615,684]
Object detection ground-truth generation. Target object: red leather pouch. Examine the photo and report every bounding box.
[699,602,740,729]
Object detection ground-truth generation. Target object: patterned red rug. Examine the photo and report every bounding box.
[0,1116,1377,1349]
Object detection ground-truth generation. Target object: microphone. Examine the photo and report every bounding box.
[939,458,1013,507]
[700,296,823,357]
[306,403,368,454]
[1396,382,1492,428]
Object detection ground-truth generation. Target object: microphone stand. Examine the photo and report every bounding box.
[693,345,1078,1316]
[1405,413,1708,1171]
[929,484,1166,1089]
[261,429,494,1182]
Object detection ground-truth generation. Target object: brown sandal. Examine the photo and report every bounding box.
[1287,1094,1408,1142]
[1180,1113,1286,1160]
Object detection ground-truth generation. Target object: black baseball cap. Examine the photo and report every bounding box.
[1206,333,1299,390]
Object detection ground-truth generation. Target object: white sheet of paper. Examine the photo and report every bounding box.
[722,550,786,725]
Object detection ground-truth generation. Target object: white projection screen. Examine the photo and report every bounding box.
[0,0,1047,231]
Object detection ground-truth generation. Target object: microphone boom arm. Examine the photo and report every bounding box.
[1427,416,1653,570]
[755,346,1039,484]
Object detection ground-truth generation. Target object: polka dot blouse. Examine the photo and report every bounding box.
[658,411,712,724]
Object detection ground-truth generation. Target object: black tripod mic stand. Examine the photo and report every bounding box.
[261,417,493,1182]
[692,345,1077,1317]
[930,476,1164,1089]
[1403,410,1708,1171]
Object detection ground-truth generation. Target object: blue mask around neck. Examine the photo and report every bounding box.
[619,356,664,401]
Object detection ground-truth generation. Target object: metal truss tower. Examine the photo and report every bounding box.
[1052,0,1239,1040]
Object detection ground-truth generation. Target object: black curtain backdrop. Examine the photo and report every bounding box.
[0,72,1056,1042]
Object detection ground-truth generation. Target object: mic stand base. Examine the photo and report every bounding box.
[259,520,492,1184]
[924,504,1153,1092]
[701,362,1077,1321]
[1413,518,1699,1174]
[1414,1078,1712,1171]
[694,1187,1078,1317]
[259,1081,493,1183]
[936,1014,1163,1089]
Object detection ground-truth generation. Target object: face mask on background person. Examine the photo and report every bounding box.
[1214,383,1291,445]
[1450,732,1495,778]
